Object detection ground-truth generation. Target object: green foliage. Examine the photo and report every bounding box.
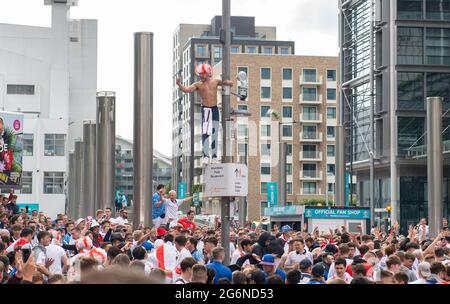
[192,184,202,194]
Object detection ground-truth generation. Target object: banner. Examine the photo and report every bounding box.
[266,182,278,207]
[0,111,24,188]
[178,182,186,199]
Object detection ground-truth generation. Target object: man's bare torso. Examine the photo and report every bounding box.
[196,79,220,107]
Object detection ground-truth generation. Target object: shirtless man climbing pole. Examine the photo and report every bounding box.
[176,63,233,165]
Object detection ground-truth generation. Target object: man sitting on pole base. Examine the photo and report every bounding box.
[176,63,233,166]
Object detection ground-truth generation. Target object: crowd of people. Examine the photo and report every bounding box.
[0,186,449,285]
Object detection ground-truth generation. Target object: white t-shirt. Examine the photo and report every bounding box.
[112,216,128,226]
[327,272,353,284]
[45,244,67,275]
[164,199,183,222]
[285,250,313,266]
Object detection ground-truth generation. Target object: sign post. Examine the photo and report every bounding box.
[267,182,278,207]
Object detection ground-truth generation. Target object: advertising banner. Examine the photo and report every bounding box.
[0,111,24,189]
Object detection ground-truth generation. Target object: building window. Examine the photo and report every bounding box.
[23,134,34,156]
[327,70,337,81]
[43,172,64,194]
[196,45,206,57]
[282,125,293,137]
[398,117,425,155]
[398,0,423,19]
[303,87,317,101]
[261,144,271,157]
[238,66,248,76]
[7,84,35,95]
[280,47,290,55]
[327,107,337,119]
[238,124,248,137]
[327,126,336,139]
[238,104,248,111]
[282,106,293,118]
[303,125,317,139]
[261,87,271,99]
[261,201,268,215]
[238,143,248,157]
[261,106,271,117]
[261,183,267,194]
[303,182,317,194]
[327,164,335,176]
[398,72,424,110]
[261,124,271,137]
[261,163,271,175]
[327,88,337,100]
[263,47,273,54]
[286,144,293,157]
[303,144,317,158]
[328,183,335,194]
[44,134,66,156]
[247,46,257,54]
[286,164,293,176]
[261,68,271,80]
[427,73,450,109]
[327,145,335,157]
[283,87,293,99]
[213,46,222,64]
[426,0,450,20]
[21,172,32,194]
[286,182,293,195]
[398,27,423,64]
[231,46,240,53]
[283,68,293,80]
[303,106,317,120]
[426,28,450,65]
[303,69,317,82]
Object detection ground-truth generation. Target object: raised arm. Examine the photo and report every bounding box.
[176,77,198,93]
[218,79,234,87]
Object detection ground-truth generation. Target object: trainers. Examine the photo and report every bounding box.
[211,158,219,164]
[202,157,209,166]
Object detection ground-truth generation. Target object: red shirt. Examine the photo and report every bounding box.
[178,217,196,230]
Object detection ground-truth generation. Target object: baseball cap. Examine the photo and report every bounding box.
[311,264,325,277]
[75,218,85,227]
[299,259,313,270]
[417,262,431,278]
[157,228,168,237]
[259,254,276,266]
[281,225,293,233]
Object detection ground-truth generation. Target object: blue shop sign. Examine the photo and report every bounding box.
[264,206,299,217]
[305,208,370,219]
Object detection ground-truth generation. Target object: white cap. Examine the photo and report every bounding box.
[417,262,431,278]
[75,218,85,227]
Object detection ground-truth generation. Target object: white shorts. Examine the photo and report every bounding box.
[153,216,167,228]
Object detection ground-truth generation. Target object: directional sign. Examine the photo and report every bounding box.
[267,182,278,207]
[204,164,248,197]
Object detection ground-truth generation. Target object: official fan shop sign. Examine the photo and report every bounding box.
[0,111,24,188]
[204,164,248,197]
[305,207,370,219]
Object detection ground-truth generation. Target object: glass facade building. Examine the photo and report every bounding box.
[340,0,450,233]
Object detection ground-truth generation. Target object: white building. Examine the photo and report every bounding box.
[0,0,97,217]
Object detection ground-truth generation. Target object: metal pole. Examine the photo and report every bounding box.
[96,92,116,215]
[74,141,84,218]
[221,0,231,265]
[279,139,287,207]
[68,152,76,219]
[427,97,443,237]
[390,0,400,226]
[238,154,247,227]
[133,32,154,229]
[336,1,346,207]
[369,0,375,229]
[83,121,96,217]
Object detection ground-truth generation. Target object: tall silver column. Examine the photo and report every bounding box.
[369,0,375,229]
[221,0,232,266]
[68,152,76,219]
[96,92,116,214]
[278,141,287,207]
[83,121,96,217]
[133,32,154,229]
[336,0,346,207]
[238,155,247,227]
[427,97,443,237]
[74,141,84,218]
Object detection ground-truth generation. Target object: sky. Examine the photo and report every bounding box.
[0,0,339,157]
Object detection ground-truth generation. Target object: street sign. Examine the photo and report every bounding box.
[178,182,186,199]
[267,182,278,207]
[204,164,248,197]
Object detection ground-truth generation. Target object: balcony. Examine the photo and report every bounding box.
[300,131,323,142]
[299,151,323,161]
[299,113,323,123]
[300,75,323,86]
[300,94,323,105]
[300,187,323,196]
[300,170,323,181]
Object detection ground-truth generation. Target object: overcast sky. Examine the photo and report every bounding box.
[0,0,339,157]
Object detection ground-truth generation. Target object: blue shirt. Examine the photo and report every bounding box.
[206,261,232,284]
[263,268,286,282]
[152,193,166,219]
[307,279,324,284]
[191,250,204,263]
